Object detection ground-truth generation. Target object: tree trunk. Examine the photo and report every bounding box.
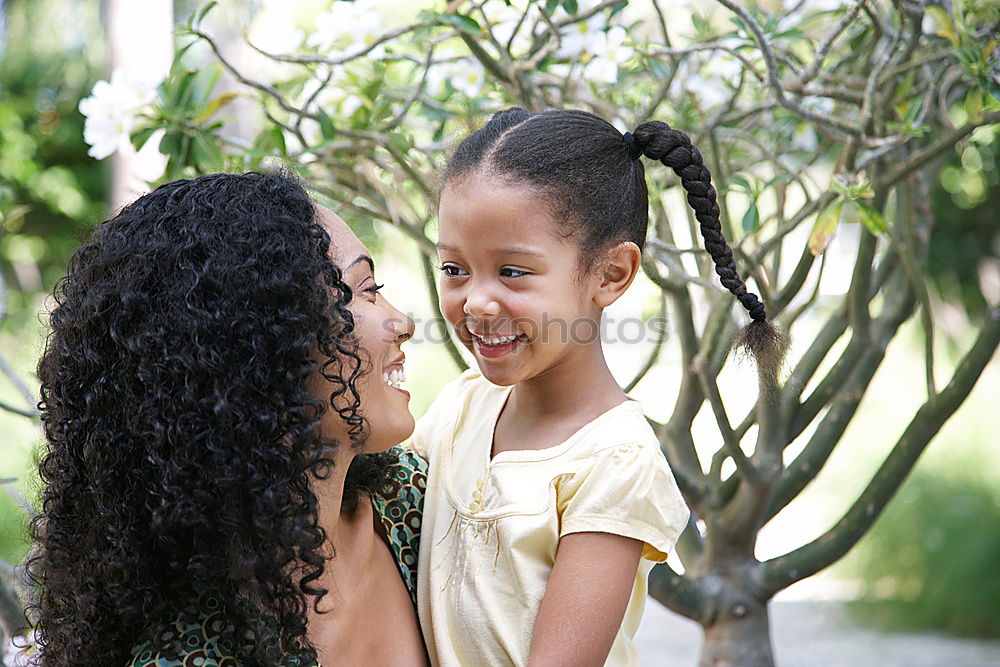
[700,595,774,667]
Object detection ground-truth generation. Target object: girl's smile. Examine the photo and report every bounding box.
[437,175,604,387]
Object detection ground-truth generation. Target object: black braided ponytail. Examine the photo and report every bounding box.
[632,121,788,376]
[443,108,788,376]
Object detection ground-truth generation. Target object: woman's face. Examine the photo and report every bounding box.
[313,205,415,452]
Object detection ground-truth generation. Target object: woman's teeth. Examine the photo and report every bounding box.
[383,366,405,388]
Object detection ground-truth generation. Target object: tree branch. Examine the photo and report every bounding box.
[762,307,1000,595]
[648,563,712,624]
[624,292,668,393]
[714,0,862,136]
[789,0,869,89]
[0,570,26,642]
[419,252,468,373]
[766,266,917,523]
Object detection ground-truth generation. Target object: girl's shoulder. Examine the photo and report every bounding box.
[409,368,504,457]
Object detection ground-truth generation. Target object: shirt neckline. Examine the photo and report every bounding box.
[488,391,642,465]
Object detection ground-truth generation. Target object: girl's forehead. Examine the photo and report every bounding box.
[439,178,563,242]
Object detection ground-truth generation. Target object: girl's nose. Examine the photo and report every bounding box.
[463,286,501,318]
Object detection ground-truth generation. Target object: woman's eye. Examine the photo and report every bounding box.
[439,264,467,277]
[365,283,384,299]
[500,267,528,278]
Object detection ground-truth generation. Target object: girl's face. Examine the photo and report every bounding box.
[313,205,415,451]
[437,175,604,387]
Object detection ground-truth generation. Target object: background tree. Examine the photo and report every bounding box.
[4,0,1000,665]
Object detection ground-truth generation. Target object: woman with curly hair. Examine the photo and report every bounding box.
[27,171,427,666]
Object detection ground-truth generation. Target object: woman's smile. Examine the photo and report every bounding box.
[382,357,410,399]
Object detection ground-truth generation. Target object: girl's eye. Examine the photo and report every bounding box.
[500,267,528,278]
[439,263,468,278]
[365,283,384,299]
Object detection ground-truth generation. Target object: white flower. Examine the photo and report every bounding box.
[582,27,634,84]
[802,95,835,115]
[78,69,161,160]
[347,11,387,60]
[682,53,743,108]
[792,123,819,152]
[427,58,486,98]
[683,73,730,107]
[556,12,608,59]
[486,0,538,55]
[704,52,742,85]
[299,64,367,118]
[5,631,37,667]
[308,0,385,59]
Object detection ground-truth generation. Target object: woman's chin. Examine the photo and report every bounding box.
[367,415,416,453]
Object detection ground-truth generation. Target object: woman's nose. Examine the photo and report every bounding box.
[385,299,414,343]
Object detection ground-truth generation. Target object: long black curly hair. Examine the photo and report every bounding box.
[27,171,394,666]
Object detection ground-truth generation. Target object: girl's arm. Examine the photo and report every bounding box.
[527,532,644,667]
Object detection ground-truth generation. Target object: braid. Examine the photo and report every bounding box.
[632,121,788,376]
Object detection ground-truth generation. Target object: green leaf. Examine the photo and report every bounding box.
[727,175,752,193]
[808,199,844,256]
[187,65,221,107]
[317,108,337,142]
[647,56,671,79]
[270,126,287,156]
[965,87,983,122]
[763,173,791,189]
[195,91,237,124]
[853,200,887,236]
[956,46,980,67]
[438,13,481,35]
[562,0,579,14]
[170,71,197,111]
[387,132,411,154]
[194,1,218,28]
[158,130,184,158]
[741,202,761,232]
[774,28,805,40]
[545,0,560,14]
[985,78,1000,103]
[925,6,959,47]
[192,132,224,172]
[131,126,158,151]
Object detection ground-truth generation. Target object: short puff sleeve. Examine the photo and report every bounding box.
[556,441,689,562]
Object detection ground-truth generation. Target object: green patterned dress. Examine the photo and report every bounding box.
[126,447,427,667]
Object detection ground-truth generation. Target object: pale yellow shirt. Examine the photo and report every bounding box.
[411,370,690,667]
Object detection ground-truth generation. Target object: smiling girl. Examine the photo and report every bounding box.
[409,108,782,666]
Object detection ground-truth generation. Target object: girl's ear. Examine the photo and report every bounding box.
[593,241,642,308]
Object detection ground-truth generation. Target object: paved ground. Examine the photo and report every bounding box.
[635,599,1000,666]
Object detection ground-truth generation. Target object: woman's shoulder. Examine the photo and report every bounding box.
[370,446,427,604]
[126,593,315,667]
[126,595,240,667]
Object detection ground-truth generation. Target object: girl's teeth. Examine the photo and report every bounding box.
[480,334,517,346]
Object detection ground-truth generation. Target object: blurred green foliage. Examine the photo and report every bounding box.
[928,126,1000,317]
[845,461,1000,638]
[0,0,108,329]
